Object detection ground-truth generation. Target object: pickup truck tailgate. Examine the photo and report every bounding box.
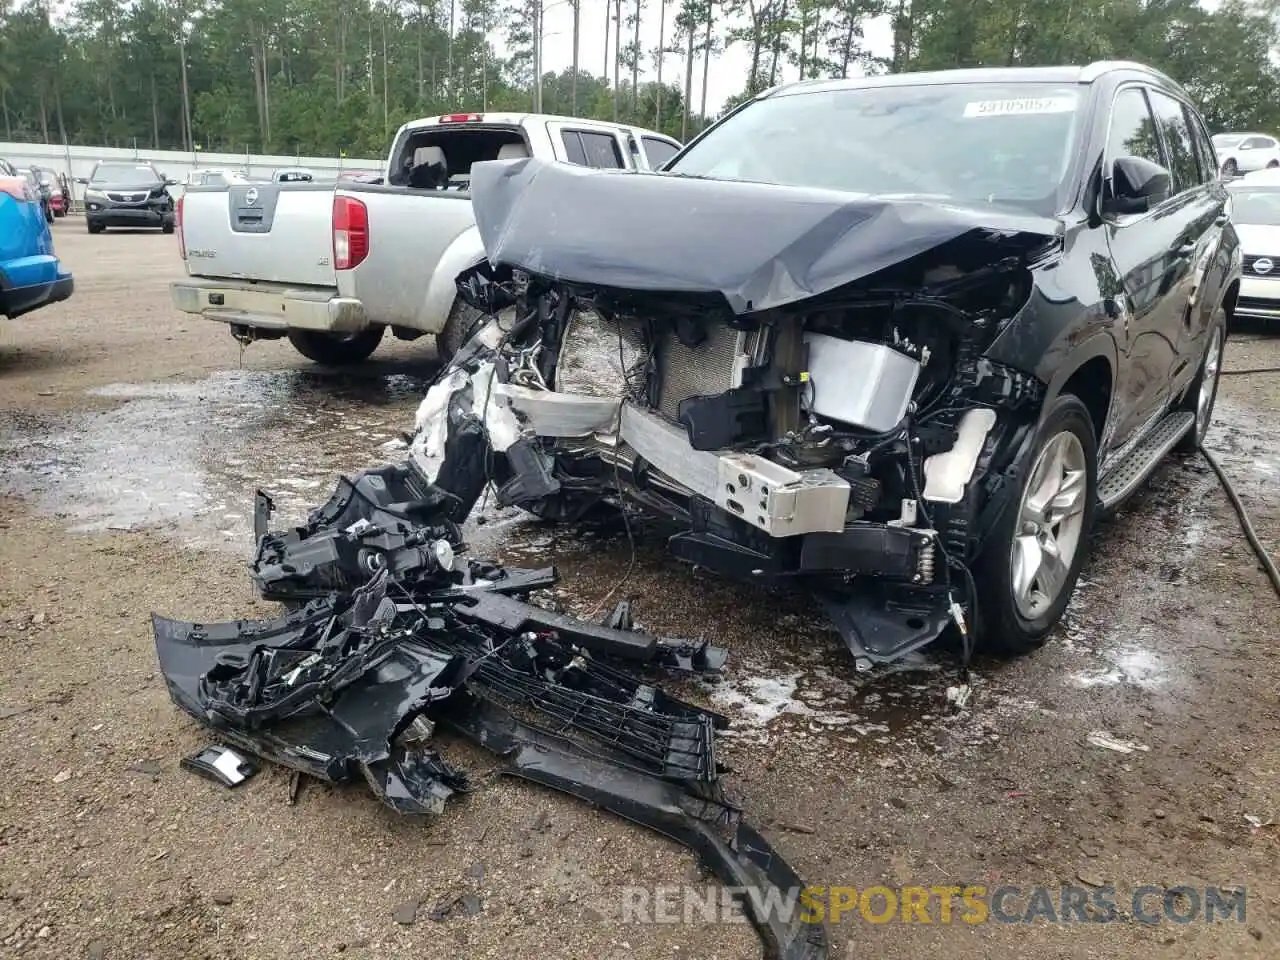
[182,182,336,286]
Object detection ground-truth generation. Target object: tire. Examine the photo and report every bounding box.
[1269,160,1279,169]
[87,221,104,234]
[161,221,175,235]
[286,326,385,365]
[1174,306,1226,453]
[1223,159,1238,177]
[436,297,488,365]
[974,394,1098,656]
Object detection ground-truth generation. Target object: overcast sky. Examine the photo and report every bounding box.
[494,3,897,118]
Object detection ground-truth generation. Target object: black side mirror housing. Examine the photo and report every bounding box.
[1102,156,1172,215]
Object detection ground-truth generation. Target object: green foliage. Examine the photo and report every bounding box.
[1,0,1278,155]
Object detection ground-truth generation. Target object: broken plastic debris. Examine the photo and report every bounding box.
[181,745,259,787]
[1085,731,1150,754]
[946,684,972,709]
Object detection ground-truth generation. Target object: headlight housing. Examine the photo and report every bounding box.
[83,188,106,201]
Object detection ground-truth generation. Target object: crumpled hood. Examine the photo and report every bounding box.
[468,156,1062,314]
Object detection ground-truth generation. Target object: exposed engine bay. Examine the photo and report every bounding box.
[410,157,1063,667]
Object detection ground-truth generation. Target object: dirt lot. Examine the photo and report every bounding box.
[1,221,1279,960]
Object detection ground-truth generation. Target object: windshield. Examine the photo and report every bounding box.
[1213,135,1243,148]
[91,163,161,184]
[666,81,1085,215]
[1229,187,1280,226]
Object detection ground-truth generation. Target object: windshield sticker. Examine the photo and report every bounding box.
[963,97,1077,118]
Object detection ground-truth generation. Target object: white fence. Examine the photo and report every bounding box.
[0,141,384,202]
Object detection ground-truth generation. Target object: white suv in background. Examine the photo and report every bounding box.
[1213,132,1280,177]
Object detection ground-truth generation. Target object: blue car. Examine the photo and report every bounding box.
[0,173,74,319]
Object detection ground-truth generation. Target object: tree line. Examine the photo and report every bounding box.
[0,0,1278,158]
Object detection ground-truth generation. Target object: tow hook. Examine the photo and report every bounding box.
[230,324,258,346]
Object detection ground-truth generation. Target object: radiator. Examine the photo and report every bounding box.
[655,325,744,422]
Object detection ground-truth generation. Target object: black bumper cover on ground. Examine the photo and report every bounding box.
[153,463,828,960]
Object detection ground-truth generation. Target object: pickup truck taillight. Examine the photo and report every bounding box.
[176,195,186,259]
[333,195,369,270]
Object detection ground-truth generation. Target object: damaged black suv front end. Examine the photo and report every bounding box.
[415,78,1096,667]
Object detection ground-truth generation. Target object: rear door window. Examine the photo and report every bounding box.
[560,129,624,169]
[579,131,624,169]
[1146,90,1198,193]
[1183,107,1217,182]
[1242,136,1276,150]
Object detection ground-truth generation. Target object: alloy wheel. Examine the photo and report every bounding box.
[1010,431,1089,619]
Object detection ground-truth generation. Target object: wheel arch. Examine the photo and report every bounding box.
[1041,335,1116,446]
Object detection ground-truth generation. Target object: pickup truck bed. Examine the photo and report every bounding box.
[171,112,683,365]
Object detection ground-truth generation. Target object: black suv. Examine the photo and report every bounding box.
[78,160,178,234]
[425,61,1239,668]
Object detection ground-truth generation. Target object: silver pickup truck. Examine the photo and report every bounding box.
[170,113,683,364]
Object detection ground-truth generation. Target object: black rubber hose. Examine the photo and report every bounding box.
[1200,446,1280,599]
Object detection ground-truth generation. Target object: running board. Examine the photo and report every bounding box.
[1097,411,1195,510]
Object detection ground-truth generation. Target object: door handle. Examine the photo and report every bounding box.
[1176,242,1196,257]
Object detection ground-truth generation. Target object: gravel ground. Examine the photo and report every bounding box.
[1,221,1278,959]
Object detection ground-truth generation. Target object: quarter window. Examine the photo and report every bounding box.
[1147,90,1198,192]
[560,130,588,165]
[642,136,680,169]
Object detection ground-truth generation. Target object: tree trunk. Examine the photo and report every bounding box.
[262,36,273,144]
[681,19,693,140]
[54,74,68,147]
[631,0,641,116]
[150,73,159,149]
[747,2,763,91]
[798,16,808,78]
[251,39,266,143]
[768,1,787,86]
[571,0,580,114]
[417,2,425,101]
[38,87,49,143]
[180,39,193,151]
[613,0,622,121]
[699,2,712,120]
[335,6,345,104]
[656,0,666,127]
[382,15,389,135]
[1,88,11,142]
[447,0,455,96]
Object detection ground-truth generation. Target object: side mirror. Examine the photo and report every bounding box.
[1102,156,1172,215]
[1239,143,1253,151]
[75,177,87,185]
[165,178,178,186]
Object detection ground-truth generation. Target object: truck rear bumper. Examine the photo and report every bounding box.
[170,279,367,333]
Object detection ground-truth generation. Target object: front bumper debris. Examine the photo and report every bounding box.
[153,462,825,960]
